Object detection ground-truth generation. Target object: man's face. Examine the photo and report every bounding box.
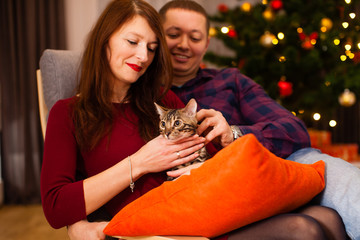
[163,9,209,82]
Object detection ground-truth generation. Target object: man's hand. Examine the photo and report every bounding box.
[196,109,233,147]
[67,220,108,240]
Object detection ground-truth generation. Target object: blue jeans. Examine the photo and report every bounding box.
[287,147,360,240]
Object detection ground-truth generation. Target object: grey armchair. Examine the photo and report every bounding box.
[37,49,82,138]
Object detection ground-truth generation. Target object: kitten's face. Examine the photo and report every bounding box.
[155,99,198,140]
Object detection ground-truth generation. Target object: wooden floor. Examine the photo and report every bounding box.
[0,204,68,240]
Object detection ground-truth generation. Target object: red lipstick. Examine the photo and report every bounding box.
[127,63,142,72]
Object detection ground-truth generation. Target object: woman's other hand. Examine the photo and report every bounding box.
[131,134,205,176]
[68,220,108,240]
[196,109,233,147]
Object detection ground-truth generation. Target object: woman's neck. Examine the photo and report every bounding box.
[112,88,129,103]
[112,81,130,103]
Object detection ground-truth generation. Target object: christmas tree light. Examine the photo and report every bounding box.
[329,120,337,127]
[277,32,284,40]
[313,113,321,121]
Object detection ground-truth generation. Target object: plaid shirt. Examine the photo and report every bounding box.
[171,68,310,158]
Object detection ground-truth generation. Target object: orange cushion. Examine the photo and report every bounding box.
[104,134,325,238]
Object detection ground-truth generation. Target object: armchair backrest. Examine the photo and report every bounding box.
[39,49,82,111]
[38,49,82,138]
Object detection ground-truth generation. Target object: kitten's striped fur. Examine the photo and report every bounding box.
[155,98,210,180]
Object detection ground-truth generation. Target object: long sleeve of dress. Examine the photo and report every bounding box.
[171,68,310,158]
[40,99,86,229]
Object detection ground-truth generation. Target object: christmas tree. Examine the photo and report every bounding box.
[205,0,360,128]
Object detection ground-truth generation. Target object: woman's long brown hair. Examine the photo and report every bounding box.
[73,0,173,151]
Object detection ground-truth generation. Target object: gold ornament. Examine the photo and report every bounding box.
[320,18,333,32]
[338,89,356,107]
[260,31,276,47]
[263,8,274,21]
[241,2,252,12]
[209,27,217,37]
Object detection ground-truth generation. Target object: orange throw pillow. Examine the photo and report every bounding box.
[104,134,325,238]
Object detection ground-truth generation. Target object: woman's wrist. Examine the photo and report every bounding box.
[127,153,145,181]
[128,156,135,192]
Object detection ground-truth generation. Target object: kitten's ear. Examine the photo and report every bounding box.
[154,102,166,118]
[183,98,197,117]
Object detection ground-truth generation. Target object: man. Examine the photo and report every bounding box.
[159,1,360,239]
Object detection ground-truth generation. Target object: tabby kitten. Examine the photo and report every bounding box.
[154,98,210,180]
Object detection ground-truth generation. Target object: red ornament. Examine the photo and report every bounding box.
[353,52,360,64]
[298,31,318,50]
[270,0,283,11]
[218,4,228,13]
[227,29,237,38]
[278,80,293,97]
[238,59,246,69]
[309,32,318,40]
[298,32,306,41]
[199,62,207,69]
[301,40,314,50]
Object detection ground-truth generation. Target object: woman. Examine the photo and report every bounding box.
[40,0,205,239]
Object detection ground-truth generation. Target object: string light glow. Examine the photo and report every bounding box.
[221,26,229,34]
[313,113,321,121]
[357,42,360,49]
[277,32,285,40]
[348,52,355,59]
[345,0,351,4]
[342,22,349,28]
[334,39,340,45]
[272,38,279,45]
[345,44,352,51]
[349,13,356,19]
[340,55,347,61]
[329,120,337,127]
[279,56,286,62]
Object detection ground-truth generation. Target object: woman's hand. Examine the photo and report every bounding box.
[67,220,108,240]
[167,162,204,179]
[131,134,206,177]
[196,109,233,147]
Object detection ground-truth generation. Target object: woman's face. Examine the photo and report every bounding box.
[107,15,158,96]
[162,9,209,82]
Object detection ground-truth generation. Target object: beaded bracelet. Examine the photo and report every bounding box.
[128,156,135,192]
